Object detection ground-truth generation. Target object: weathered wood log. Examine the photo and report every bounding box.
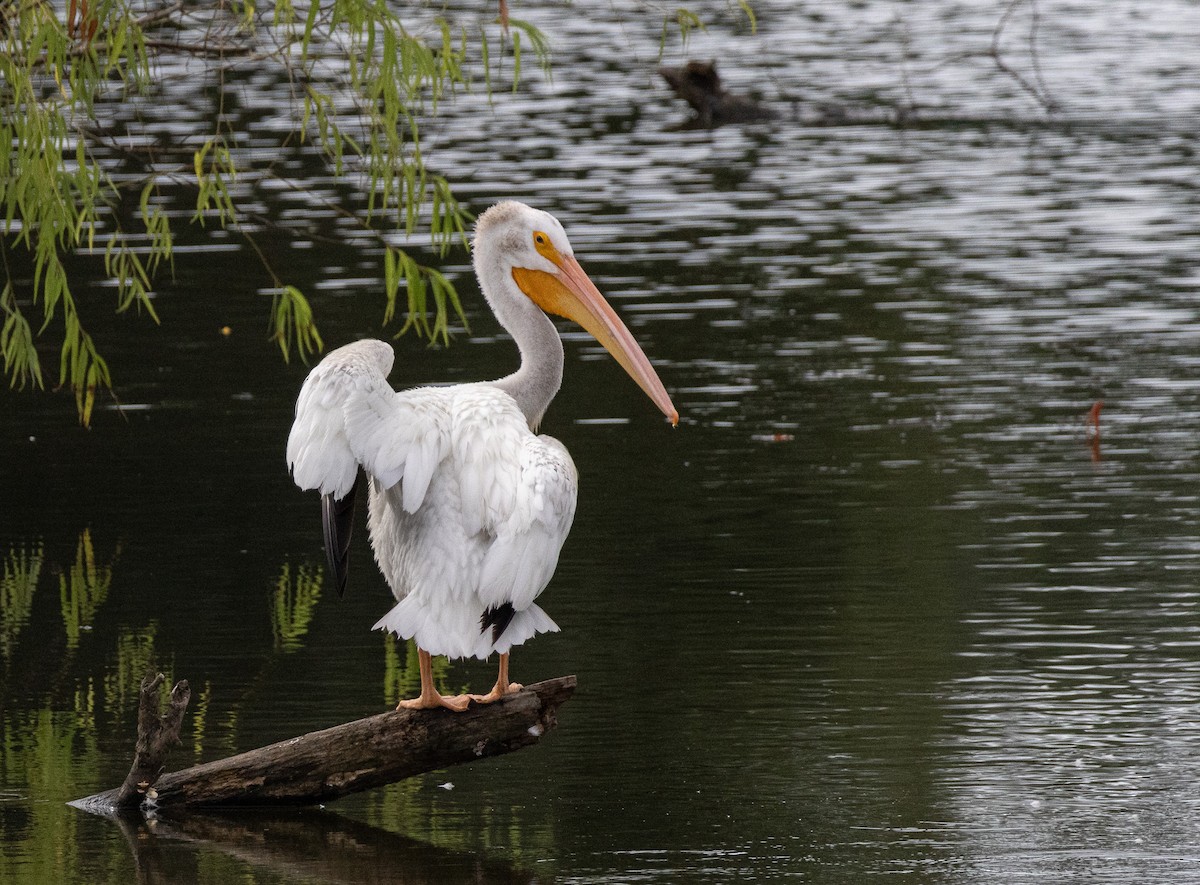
[114,671,191,809]
[73,676,575,812]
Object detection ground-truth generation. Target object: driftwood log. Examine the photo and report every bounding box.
[73,675,575,813]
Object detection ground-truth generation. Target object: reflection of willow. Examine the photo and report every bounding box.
[0,706,101,884]
[383,632,462,708]
[0,539,43,662]
[0,530,151,710]
[0,531,157,716]
[60,527,119,650]
[178,558,465,761]
[58,531,169,730]
[115,807,538,885]
[182,558,326,759]
[274,558,464,707]
[102,625,161,725]
[0,533,110,885]
[0,532,171,885]
[272,560,323,652]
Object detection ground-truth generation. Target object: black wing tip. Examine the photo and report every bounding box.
[480,603,516,644]
[321,473,362,599]
[331,561,349,598]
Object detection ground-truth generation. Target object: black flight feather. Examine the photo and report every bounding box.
[480,602,516,644]
[321,472,362,598]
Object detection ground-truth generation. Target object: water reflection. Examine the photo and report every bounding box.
[271,560,323,653]
[0,540,42,662]
[114,808,538,885]
[60,530,118,652]
[5,0,1200,881]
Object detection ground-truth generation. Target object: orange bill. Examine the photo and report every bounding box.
[513,257,679,425]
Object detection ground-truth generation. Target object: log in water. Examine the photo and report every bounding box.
[72,675,576,813]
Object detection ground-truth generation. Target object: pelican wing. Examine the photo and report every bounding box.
[477,434,578,616]
[286,339,449,511]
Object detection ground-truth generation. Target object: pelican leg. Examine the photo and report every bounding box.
[398,648,471,712]
[470,652,524,704]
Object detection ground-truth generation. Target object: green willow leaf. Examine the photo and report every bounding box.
[0,0,734,422]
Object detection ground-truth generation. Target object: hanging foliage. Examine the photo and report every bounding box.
[0,1,750,423]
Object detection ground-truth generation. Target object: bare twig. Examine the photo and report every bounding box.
[135,1,187,30]
[1027,0,1055,108]
[922,0,1059,115]
[140,38,256,57]
[892,11,918,115]
[990,0,1059,113]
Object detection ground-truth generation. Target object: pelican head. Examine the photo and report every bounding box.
[474,201,678,426]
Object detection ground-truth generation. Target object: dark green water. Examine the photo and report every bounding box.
[4,1,1200,881]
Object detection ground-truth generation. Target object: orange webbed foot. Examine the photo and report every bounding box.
[397,690,472,712]
[469,681,523,704]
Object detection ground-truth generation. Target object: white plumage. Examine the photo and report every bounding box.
[287,201,677,710]
[287,342,576,659]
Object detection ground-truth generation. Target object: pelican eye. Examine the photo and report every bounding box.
[532,230,560,263]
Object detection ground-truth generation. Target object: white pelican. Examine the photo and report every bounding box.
[286,201,677,711]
